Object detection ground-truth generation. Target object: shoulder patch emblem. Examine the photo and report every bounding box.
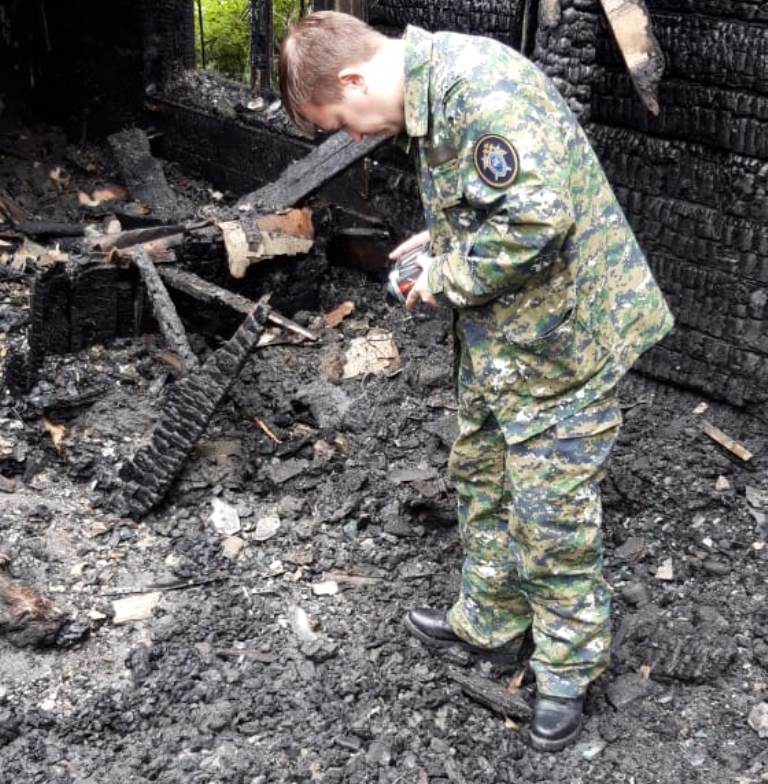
[473,134,519,188]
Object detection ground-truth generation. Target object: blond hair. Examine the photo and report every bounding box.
[279,11,387,133]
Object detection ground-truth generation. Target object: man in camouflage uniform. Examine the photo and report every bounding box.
[280,12,673,751]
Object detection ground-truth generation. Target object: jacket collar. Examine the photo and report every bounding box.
[403,25,433,139]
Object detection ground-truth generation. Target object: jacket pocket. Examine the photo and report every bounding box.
[429,158,462,209]
[504,305,611,399]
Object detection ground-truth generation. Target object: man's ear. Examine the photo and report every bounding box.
[338,68,367,92]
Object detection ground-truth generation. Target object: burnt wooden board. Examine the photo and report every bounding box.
[237,131,386,212]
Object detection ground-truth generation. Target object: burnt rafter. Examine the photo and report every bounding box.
[105,301,271,519]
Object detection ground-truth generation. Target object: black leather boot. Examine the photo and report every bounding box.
[529,694,584,752]
[404,608,521,668]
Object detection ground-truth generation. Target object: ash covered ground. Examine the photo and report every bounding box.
[1,120,768,784]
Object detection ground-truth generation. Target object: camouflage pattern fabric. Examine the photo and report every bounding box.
[403,24,673,436]
[401,26,673,696]
[447,393,621,697]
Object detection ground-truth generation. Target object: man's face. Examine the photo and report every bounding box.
[299,77,404,142]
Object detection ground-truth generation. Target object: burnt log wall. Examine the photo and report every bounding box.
[369,0,527,49]
[0,0,193,138]
[533,0,768,405]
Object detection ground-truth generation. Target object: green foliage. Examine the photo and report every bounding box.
[195,0,250,82]
[273,0,301,48]
[194,0,301,85]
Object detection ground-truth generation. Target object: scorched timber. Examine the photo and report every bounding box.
[108,128,193,222]
[237,131,385,212]
[131,248,198,371]
[158,266,318,342]
[109,302,270,518]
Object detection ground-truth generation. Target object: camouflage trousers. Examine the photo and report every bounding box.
[446,394,621,699]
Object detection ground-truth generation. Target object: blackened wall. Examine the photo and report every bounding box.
[533,0,768,405]
[0,0,193,139]
[369,0,527,49]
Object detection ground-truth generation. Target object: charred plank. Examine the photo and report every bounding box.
[447,669,532,720]
[107,302,271,518]
[158,266,317,341]
[237,132,385,212]
[108,128,194,222]
[14,220,85,239]
[131,249,197,371]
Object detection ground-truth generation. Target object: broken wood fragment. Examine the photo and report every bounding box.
[251,416,282,444]
[131,248,198,372]
[598,0,664,115]
[87,223,186,252]
[106,301,271,518]
[0,190,30,224]
[237,131,385,212]
[108,128,194,222]
[699,419,753,462]
[14,220,85,239]
[0,569,68,648]
[158,266,317,341]
[220,208,314,279]
[447,669,532,720]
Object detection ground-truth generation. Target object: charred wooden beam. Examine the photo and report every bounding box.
[108,128,194,222]
[158,266,318,341]
[86,223,186,253]
[14,220,85,239]
[131,248,197,371]
[598,0,664,115]
[0,566,68,648]
[106,302,271,518]
[447,669,532,721]
[237,132,385,212]
[249,0,272,96]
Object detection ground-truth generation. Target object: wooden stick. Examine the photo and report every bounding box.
[447,668,532,720]
[699,419,753,462]
[132,248,198,371]
[158,265,318,342]
[251,416,282,443]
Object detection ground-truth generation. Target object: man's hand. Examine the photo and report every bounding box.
[388,230,431,261]
[405,257,437,310]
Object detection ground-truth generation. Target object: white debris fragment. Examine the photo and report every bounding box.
[577,739,607,760]
[291,605,319,643]
[748,702,768,738]
[715,476,730,491]
[342,329,400,378]
[312,580,339,596]
[111,592,162,624]
[209,498,241,536]
[655,558,674,581]
[253,515,281,541]
[692,402,708,415]
[222,536,245,560]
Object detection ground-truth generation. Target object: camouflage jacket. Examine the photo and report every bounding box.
[403,26,674,441]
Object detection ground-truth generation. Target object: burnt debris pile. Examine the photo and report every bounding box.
[1,109,768,782]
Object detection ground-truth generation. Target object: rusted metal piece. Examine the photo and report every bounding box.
[599,0,664,115]
[106,301,271,519]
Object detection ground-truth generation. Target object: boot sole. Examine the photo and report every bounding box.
[403,613,519,668]
[528,717,583,753]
